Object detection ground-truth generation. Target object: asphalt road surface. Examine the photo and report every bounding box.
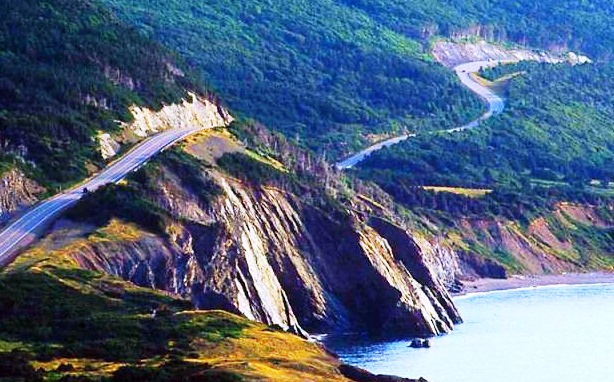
[0,126,204,266]
[335,60,506,170]
[0,61,507,265]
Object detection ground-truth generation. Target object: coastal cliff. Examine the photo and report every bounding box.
[35,124,462,337]
[60,161,459,335]
[453,203,614,276]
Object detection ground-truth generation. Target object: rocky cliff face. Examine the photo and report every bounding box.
[0,169,44,224]
[61,157,461,336]
[432,40,590,68]
[433,202,614,282]
[99,93,233,159]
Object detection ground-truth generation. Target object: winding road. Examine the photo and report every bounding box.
[0,60,507,266]
[0,125,210,266]
[335,60,506,170]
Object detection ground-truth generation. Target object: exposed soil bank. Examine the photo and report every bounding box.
[454,272,614,296]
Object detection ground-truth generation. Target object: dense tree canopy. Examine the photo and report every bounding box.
[100,0,485,156]
[342,0,614,58]
[101,0,614,159]
[0,0,202,186]
[358,61,614,213]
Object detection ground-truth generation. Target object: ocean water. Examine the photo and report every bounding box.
[325,284,614,382]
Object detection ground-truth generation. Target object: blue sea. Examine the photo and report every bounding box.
[325,284,614,382]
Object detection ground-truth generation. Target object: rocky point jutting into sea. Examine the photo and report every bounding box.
[49,143,462,336]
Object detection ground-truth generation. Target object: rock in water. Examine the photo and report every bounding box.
[409,338,431,348]
[339,364,429,382]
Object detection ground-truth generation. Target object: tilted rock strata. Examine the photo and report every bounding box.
[99,93,234,159]
[69,165,460,336]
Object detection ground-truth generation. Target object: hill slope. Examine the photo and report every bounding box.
[91,0,614,279]
[0,2,447,380]
[100,0,484,155]
[0,0,204,187]
[341,0,614,58]
[0,246,367,381]
[356,61,614,274]
[100,0,614,159]
[49,122,462,336]
[359,62,614,190]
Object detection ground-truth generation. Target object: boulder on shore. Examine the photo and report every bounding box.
[409,338,431,348]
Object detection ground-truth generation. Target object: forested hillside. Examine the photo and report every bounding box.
[100,0,484,155]
[100,0,614,159]
[342,0,614,58]
[357,61,614,216]
[0,0,203,187]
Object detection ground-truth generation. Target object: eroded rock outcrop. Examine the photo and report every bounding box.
[0,169,44,224]
[99,93,233,159]
[432,40,589,68]
[447,203,614,279]
[121,93,232,140]
[67,162,460,336]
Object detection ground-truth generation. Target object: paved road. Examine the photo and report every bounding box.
[334,133,417,170]
[0,61,506,264]
[335,60,507,170]
[0,126,205,266]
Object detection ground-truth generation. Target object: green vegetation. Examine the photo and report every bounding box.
[222,121,356,221]
[339,0,614,58]
[352,59,614,272]
[0,0,203,188]
[99,0,614,158]
[0,269,192,362]
[467,241,525,275]
[357,62,614,215]
[0,157,15,177]
[160,149,224,203]
[0,254,246,380]
[4,0,612,192]
[375,182,610,222]
[100,0,483,156]
[217,152,291,186]
[65,147,222,232]
[478,61,537,81]
[0,245,349,381]
[422,186,492,198]
[110,361,243,382]
[64,183,169,234]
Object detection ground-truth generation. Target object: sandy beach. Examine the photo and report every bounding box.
[454,272,614,296]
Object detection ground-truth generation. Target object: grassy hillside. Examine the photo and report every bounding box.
[0,235,352,381]
[0,0,203,187]
[100,0,484,156]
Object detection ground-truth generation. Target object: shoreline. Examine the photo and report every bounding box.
[453,272,614,297]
